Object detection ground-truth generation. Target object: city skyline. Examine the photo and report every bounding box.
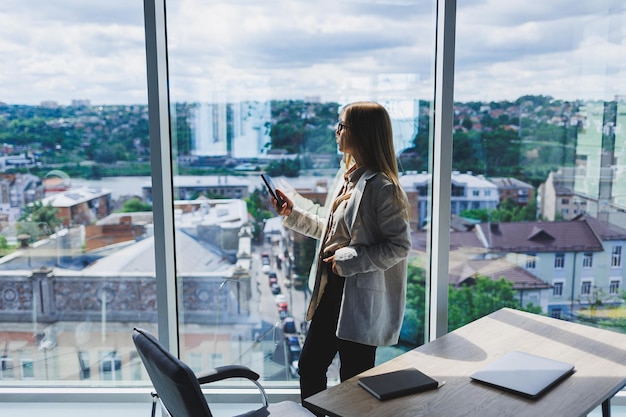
[0,1,624,106]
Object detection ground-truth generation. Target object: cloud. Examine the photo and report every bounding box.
[0,0,624,105]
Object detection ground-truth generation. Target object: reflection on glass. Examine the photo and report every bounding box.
[0,2,152,383]
[165,0,435,382]
[448,1,626,334]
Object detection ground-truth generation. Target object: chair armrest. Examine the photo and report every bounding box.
[196,365,269,407]
[196,365,260,385]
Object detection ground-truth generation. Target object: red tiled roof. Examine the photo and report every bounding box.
[476,220,603,252]
[449,258,551,290]
[577,215,626,241]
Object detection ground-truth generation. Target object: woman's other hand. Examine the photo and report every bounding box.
[273,189,293,216]
[323,255,337,275]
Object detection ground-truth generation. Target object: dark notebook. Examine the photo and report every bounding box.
[358,368,439,401]
[470,351,575,399]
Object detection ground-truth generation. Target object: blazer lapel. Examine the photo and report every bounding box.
[345,169,377,232]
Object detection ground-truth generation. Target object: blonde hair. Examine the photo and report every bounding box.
[341,102,409,218]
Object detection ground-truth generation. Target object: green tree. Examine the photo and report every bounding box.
[401,263,427,346]
[0,235,15,257]
[120,198,152,212]
[266,159,300,177]
[17,201,62,241]
[402,269,542,345]
[294,237,317,278]
[448,276,541,331]
[408,103,432,173]
[244,189,274,242]
[453,131,484,173]
[483,127,521,177]
[459,208,489,222]
[270,119,305,153]
[173,102,193,156]
[461,198,538,223]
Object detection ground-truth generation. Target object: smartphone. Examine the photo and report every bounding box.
[261,173,285,207]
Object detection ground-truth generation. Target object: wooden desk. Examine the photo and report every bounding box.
[304,308,626,417]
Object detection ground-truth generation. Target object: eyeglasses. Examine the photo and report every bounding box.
[336,122,350,133]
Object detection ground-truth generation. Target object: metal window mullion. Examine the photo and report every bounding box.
[428,0,456,341]
[143,0,179,355]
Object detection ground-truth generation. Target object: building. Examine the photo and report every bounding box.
[142,176,249,203]
[0,199,256,381]
[471,218,625,319]
[413,229,552,311]
[489,177,534,206]
[39,187,112,227]
[400,171,499,228]
[416,216,626,319]
[538,168,582,221]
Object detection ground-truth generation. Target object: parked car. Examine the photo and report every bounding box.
[277,301,288,312]
[271,283,282,295]
[285,335,301,378]
[261,253,271,274]
[274,293,287,304]
[267,272,278,287]
[283,317,296,334]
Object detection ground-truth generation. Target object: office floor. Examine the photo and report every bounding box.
[2,402,625,417]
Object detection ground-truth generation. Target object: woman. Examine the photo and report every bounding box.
[272,101,411,411]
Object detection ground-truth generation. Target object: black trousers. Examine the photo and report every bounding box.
[298,266,376,414]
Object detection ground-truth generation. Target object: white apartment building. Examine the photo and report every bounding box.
[400,171,500,228]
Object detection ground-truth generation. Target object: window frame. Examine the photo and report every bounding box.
[609,279,620,295]
[612,246,622,268]
[554,253,565,269]
[580,280,592,296]
[143,0,458,353]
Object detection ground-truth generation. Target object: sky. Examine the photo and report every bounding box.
[0,0,624,106]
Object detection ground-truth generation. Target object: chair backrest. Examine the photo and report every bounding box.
[133,327,213,417]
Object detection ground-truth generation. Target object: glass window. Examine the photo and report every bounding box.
[0,356,14,379]
[164,0,436,381]
[612,246,622,268]
[78,351,90,380]
[554,253,565,269]
[450,0,626,341]
[609,280,620,295]
[99,351,122,381]
[452,185,465,197]
[550,308,563,319]
[0,1,152,384]
[580,281,592,296]
[20,357,34,379]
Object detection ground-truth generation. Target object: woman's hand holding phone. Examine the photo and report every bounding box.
[273,189,293,216]
[261,173,293,216]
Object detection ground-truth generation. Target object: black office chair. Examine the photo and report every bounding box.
[132,327,314,417]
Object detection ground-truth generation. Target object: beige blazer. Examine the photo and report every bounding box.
[284,170,411,346]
